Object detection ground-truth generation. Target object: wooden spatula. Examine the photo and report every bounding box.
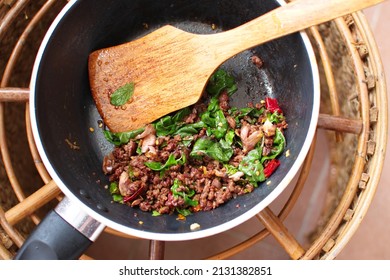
[89,0,384,133]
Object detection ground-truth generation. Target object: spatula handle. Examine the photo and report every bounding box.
[211,0,385,59]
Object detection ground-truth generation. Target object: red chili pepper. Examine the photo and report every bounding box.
[123,185,145,203]
[264,159,280,178]
[191,204,202,213]
[265,97,282,114]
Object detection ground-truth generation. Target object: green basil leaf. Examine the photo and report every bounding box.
[152,211,161,216]
[224,164,239,176]
[144,161,163,171]
[176,208,193,217]
[190,137,233,163]
[175,127,199,138]
[145,153,186,172]
[207,95,220,112]
[171,179,198,207]
[224,129,235,146]
[110,82,135,106]
[154,108,192,136]
[112,194,124,203]
[154,116,177,136]
[201,109,228,139]
[267,111,285,124]
[109,182,119,194]
[208,140,233,163]
[229,107,265,126]
[183,197,198,207]
[103,127,144,146]
[206,69,237,96]
[170,178,181,193]
[214,110,229,139]
[261,128,286,163]
[248,107,265,119]
[174,121,205,138]
[238,148,266,183]
[172,107,191,123]
[190,138,214,159]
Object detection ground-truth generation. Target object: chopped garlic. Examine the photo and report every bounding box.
[262,119,276,137]
[190,223,201,231]
[228,171,244,181]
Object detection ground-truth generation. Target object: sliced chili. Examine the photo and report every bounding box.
[265,97,282,114]
[123,185,145,203]
[264,159,280,178]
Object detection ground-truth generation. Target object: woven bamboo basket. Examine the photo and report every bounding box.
[0,0,387,260]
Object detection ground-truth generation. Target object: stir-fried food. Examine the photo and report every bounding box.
[102,69,288,216]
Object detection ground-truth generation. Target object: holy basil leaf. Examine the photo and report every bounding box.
[172,107,192,123]
[176,208,193,217]
[171,179,198,207]
[145,153,186,172]
[112,194,124,203]
[248,107,265,119]
[224,164,239,176]
[181,193,198,206]
[154,107,192,136]
[214,110,229,139]
[210,139,234,163]
[197,70,238,140]
[229,107,265,126]
[154,115,176,136]
[190,138,214,159]
[201,109,228,139]
[267,111,285,124]
[154,119,204,148]
[144,161,164,171]
[174,121,205,138]
[103,127,145,146]
[108,182,124,203]
[261,128,286,163]
[238,148,266,183]
[110,82,135,106]
[224,129,235,146]
[180,137,194,148]
[207,95,220,112]
[206,69,237,96]
[152,210,161,216]
[190,137,233,163]
[109,182,119,194]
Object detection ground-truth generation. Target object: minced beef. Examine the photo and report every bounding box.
[102,86,287,216]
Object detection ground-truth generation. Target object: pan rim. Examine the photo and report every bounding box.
[29,0,320,241]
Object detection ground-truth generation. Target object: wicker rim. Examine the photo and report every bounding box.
[0,0,387,260]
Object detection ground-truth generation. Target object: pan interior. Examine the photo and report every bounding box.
[32,0,317,239]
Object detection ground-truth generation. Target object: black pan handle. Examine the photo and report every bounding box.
[14,197,105,260]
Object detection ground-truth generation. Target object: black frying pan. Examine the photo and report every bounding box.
[15,0,319,259]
